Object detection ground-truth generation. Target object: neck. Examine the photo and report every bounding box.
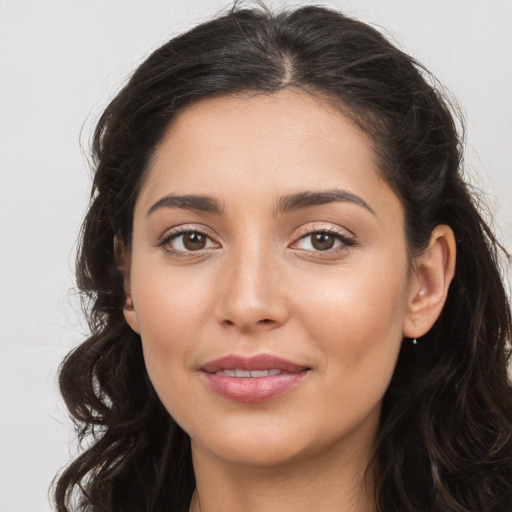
[189,437,376,512]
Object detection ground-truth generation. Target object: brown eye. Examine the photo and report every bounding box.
[162,230,217,253]
[182,232,207,250]
[311,232,336,251]
[293,229,356,253]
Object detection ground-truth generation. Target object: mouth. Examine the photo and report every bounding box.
[200,354,310,402]
[213,368,285,377]
[201,353,309,374]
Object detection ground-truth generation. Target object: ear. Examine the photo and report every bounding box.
[114,236,140,335]
[402,225,456,339]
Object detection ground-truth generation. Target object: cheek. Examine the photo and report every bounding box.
[294,259,409,383]
[132,261,213,338]
[130,264,214,400]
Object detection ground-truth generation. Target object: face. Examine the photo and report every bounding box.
[123,90,418,470]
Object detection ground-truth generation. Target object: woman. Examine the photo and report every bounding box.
[54,4,512,511]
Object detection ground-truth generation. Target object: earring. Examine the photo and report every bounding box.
[412,338,418,345]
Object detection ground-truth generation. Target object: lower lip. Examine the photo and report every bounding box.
[201,371,308,402]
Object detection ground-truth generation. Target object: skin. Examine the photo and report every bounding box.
[120,89,456,512]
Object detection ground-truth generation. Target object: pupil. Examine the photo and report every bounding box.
[184,232,206,250]
[312,233,334,251]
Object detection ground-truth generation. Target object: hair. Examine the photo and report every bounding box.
[54,3,512,511]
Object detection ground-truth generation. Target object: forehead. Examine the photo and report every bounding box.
[137,90,397,217]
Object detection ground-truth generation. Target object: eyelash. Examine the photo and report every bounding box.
[158,227,218,256]
[158,226,357,257]
[292,227,357,254]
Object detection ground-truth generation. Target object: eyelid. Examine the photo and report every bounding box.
[290,224,358,252]
[157,224,221,253]
[156,223,356,256]
[294,222,354,239]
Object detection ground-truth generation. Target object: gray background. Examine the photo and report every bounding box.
[1,1,511,510]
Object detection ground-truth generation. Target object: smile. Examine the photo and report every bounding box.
[200,354,310,402]
[214,369,283,377]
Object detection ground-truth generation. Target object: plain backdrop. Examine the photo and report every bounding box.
[0,1,511,510]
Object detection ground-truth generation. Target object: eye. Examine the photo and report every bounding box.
[160,230,218,253]
[293,230,356,252]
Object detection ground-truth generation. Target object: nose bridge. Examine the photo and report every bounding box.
[217,232,287,330]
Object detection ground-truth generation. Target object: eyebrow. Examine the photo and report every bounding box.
[146,189,375,218]
[275,189,376,216]
[147,194,225,216]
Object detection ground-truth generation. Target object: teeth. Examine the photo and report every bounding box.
[250,370,270,377]
[214,369,283,377]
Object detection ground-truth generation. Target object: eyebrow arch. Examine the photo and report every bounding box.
[147,194,225,216]
[275,189,376,216]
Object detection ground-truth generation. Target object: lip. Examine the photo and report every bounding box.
[201,354,308,373]
[200,354,310,403]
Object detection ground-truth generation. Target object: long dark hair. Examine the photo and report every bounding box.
[54,4,512,511]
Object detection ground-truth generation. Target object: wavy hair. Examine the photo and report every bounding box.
[54,4,512,511]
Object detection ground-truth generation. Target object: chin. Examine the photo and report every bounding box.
[194,435,311,468]
[186,411,310,466]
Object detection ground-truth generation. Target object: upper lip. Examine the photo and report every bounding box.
[201,354,309,374]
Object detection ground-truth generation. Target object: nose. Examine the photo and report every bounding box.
[215,244,290,332]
